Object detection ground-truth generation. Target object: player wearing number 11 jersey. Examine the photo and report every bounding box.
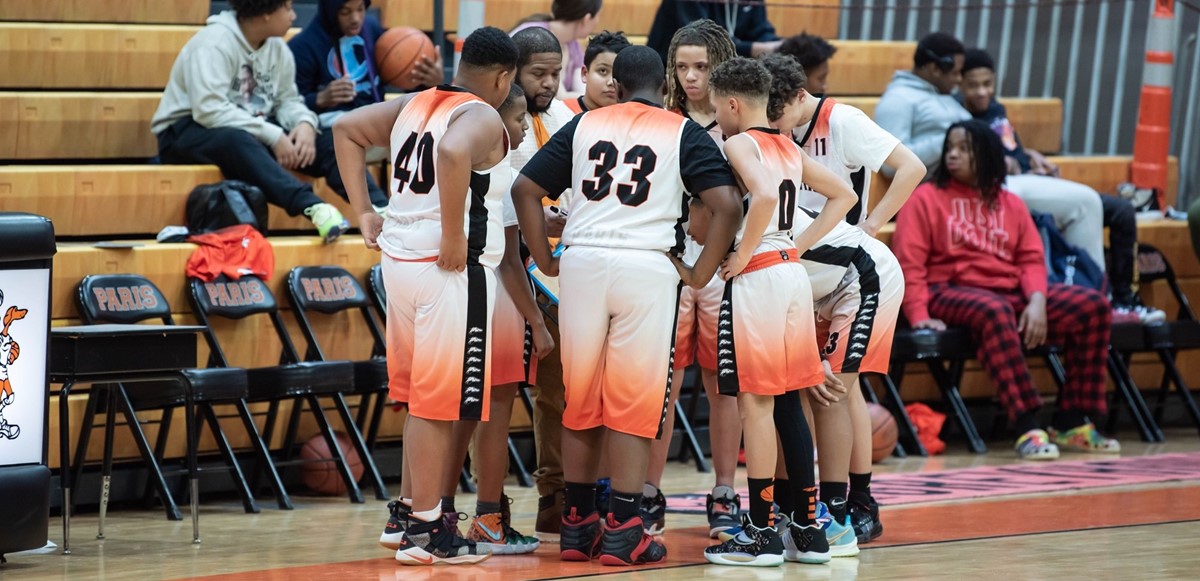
[512,45,742,567]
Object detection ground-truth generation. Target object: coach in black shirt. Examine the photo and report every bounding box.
[647,0,780,61]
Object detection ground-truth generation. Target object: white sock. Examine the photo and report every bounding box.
[412,502,442,523]
[713,485,736,500]
[643,483,659,497]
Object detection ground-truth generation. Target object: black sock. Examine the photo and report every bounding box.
[1014,409,1042,435]
[849,472,872,505]
[773,390,816,525]
[476,500,502,516]
[820,482,848,522]
[775,479,794,519]
[1052,408,1089,432]
[609,489,642,523]
[441,496,456,515]
[564,481,596,517]
[747,478,774,528]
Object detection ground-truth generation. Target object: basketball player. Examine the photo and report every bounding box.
[763,52,920,545]
[512,45,742,566]
[564,30,631,114]
[332,26,518,566]
[698,57,856,566]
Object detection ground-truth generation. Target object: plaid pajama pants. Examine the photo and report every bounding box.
[928,283,1111,422]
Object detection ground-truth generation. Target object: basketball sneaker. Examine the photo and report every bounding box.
[468,512,540,555]
[717,503,779,542]
[599,514,667,566]
[640,486,667,536]
[707,486,742,539]
[536,489,564,543]
[777,513,831,564]
[394,514,489,566]
[848,496,883,544]
[304,202,349,244]
[703,514,784,567]
[818,501,860,558]
[379,500,411,550]
[443,511,468,539]
[560,508,602,561]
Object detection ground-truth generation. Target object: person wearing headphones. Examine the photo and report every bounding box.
[874,32,971,177]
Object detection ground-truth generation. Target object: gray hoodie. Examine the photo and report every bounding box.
[150,11,318,146]
[873,70,971,176]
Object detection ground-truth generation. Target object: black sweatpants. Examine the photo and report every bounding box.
[1101,194,1138,303]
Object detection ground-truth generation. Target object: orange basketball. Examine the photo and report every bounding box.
[376,26,437,90]
[868,403,898,463]
[300,431,363,496]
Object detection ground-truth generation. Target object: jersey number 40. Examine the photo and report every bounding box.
[581,140,657,207]
[393,131,435,194]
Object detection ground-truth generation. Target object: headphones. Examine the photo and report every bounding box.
[922,48,956,73]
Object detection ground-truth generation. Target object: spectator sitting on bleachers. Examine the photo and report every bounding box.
[958,48,1163,324]
[778,32,836,95]
[873,32,971,176]
[893,120,1120,461]
[647,0,780,62]
[151,0,350,243]
[510,0,603,99]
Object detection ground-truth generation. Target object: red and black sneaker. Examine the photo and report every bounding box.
[599,514,667,566]
[560,508,602,561]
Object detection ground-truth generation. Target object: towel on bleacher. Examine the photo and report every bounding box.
[185,224,275,282]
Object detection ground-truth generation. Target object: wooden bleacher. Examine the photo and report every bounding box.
[0,0,209,25]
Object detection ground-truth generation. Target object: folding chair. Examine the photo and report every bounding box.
[1132,244,1200,436]
[286,266,391,500]
[889,326,986,454]
[188,275,363,503]
[74,275,262,524]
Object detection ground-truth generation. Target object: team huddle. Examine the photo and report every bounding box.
[333,20,919,568]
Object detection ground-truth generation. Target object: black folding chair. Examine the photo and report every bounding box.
[889,327,986,454]
[1131,244,1200,436]
[188,275,363,503]
[73,275,264,518]
[286,266,391,500]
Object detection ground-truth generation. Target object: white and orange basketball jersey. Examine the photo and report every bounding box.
[377,86,510,269]
[793,97,899,225]
[734,129,804,254]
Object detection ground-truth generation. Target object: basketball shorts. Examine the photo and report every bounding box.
[674,273,722,370]
[558,246,680,440]
[717,249,824,397]
[813,237,903,375]
[492,272,538,386]
[382,255,497,422]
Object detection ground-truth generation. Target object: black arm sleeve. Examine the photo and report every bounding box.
[518,115,580,200]
[678,120,737,195]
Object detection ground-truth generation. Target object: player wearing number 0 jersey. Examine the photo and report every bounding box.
[512,45,741,567]
[333,26,519,566]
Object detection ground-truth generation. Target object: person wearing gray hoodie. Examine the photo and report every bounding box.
[873,32,971,178]
[151,0,350,243]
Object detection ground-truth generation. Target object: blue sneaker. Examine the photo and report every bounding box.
[817,501,859,557]
[718,503,780,542]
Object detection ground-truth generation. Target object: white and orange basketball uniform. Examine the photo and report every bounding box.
[717,128,824,397]
[378,86,510,422]
[671,107,725,372]
[490,179,538,387]
[792,96,904,374]
[520,98,735,439]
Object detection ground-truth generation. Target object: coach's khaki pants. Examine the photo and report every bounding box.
[531,316,565,497]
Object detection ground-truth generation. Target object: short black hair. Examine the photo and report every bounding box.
[778,33,837,75]
[513,27,562,69]
[584,30,631,67]
[761,53,807,122]
[461,26,520,71]
[612,45,665,94]
[231,0,290,19]
[709,57,772,103]
[933,120,1007,206]
[962,48,995,74]
[500,83,526,112]
[915,32,965,69]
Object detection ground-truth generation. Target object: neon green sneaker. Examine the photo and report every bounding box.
[1048,423,1121,454]
[304,203,349,244]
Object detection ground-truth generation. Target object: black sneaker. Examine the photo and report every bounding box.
[640,487,667,536]
[599,514,667,566]
[379,500,411,550]
[707,486,742,539]
[848,496,883,543]
[704,514,785,567]
[394,513,489,565]
[779,514,831,564]
[560,507,602,561]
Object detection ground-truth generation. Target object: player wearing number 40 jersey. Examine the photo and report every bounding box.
[333,26,519,566]
[513,45,742,568]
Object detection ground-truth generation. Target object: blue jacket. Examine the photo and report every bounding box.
[288,0,383,115]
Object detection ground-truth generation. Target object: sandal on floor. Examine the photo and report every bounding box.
[1015,429,1060,460]
[1048,423,1121,453]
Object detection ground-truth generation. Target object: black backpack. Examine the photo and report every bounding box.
[185,180,269,235]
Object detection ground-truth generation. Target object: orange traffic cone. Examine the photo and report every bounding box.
[1131,0,1177,211]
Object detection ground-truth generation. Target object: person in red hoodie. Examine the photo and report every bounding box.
[892,120,1120,460]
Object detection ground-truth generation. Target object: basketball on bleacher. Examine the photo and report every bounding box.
[376,26,437,90]
[869,403,898,462]
[300,432,363,496]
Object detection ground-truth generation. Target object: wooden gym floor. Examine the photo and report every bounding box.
[5,430,1200,580]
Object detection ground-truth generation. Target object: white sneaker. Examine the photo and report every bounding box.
[304,203,349,244]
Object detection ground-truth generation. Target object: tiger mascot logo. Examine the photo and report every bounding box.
[0,288,29,440]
